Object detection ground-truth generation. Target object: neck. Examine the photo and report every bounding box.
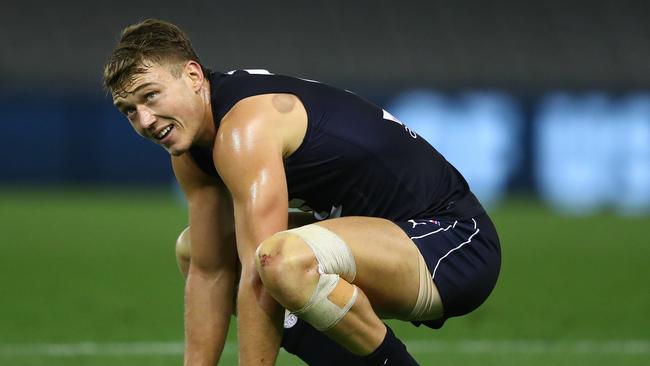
[194,80,216,147]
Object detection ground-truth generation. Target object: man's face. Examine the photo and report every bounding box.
[112,62,206,156]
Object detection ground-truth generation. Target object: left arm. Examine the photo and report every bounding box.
[214,96,291,365]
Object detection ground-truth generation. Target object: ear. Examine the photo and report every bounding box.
[184,60,205,92]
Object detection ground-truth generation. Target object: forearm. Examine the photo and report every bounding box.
[184,268,236,366]
[237,269,284,365]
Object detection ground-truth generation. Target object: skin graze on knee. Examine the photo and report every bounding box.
[259,253,272,267]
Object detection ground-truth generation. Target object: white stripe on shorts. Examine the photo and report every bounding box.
[431,218,480,280]
[409,221,457,240]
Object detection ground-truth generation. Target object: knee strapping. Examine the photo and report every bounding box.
[282,225,358,331]
[285,224,356,282]
[293,273,358,331]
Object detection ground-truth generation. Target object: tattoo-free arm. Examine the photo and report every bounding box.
[215,98,291,365]
[172,154,237,366]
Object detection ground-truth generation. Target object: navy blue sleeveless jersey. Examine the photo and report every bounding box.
[189,70,484,221]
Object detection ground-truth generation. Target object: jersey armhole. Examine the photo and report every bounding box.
[283,95,316,164]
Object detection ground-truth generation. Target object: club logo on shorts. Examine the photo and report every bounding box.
[284,312,298,329]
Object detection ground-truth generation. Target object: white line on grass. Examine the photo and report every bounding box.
[0,340,648,357]
[406,340,650,355]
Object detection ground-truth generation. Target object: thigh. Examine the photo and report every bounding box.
[313,216,425,318]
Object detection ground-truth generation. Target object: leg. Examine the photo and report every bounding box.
[175,221,376,364]
[175,210,315,279]
[316,217,442,319]
[282,316,366,365]
[175,226,191,278]
[255,217,439,359]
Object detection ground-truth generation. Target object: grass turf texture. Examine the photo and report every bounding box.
[0,189,648,365]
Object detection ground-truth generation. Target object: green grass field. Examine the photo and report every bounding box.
[0,188,648,365]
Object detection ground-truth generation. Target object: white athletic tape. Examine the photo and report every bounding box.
[293,274,359,331]
[285,225,356,282]
[283,224,358,330]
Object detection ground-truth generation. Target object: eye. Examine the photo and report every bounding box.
[145,91,158,102]
[124,107,136,118]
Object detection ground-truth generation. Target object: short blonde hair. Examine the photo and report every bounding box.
[103,19,207,95]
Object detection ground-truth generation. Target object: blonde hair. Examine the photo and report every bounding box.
[103,19,207,94]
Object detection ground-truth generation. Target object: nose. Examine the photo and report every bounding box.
[136,105,156,131]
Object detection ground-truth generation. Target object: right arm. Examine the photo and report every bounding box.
[172,154,237,366]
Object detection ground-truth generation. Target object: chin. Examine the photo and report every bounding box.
[167,146,187,156]
[166,141,192,156]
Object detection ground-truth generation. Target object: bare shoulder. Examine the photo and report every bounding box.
[215,94,307,160]
[222,93,304,120]
[212,94,302,198]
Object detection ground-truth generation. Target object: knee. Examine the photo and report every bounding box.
[176,227,191,260]
[176,227,191,278]
[255,232,319,308]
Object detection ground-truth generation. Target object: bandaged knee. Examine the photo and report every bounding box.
[284,225,358,331]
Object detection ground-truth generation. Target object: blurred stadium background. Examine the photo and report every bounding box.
[1,1,648,365]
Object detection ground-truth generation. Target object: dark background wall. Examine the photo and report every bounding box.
[1,0,648,212]
[2,0,649,91]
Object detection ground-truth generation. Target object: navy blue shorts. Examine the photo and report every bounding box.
[396,213,501,329]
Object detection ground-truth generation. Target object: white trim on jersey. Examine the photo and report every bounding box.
[225,69,272,75]
[383,109,403,125]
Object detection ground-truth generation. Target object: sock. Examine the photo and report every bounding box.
[363,325,419,366]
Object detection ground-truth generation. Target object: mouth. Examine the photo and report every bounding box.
[154,125,174,141]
